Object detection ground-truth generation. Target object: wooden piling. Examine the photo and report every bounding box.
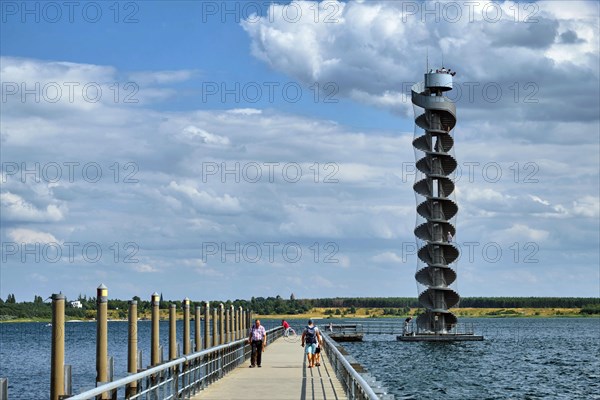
[238,306,243,340]
[126,300,138,397]
[219,304,225,345]
[183,298,191,355]
[50,293,65,400]
[96,284,108,398]
[226,306,232,343]
[203,301,210,349]
[169,304,177,360]
[212,307,218,347]
[195,305,202,351]
[242,310,247,336]
[151,292,160,366]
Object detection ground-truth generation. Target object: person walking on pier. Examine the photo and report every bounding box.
[282,319,291,335]
[404,317,413,336]
[248,319,267,368]
[301,319,321,368]
[314,325,324,367]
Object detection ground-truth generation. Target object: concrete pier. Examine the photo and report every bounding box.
[191,339,345,399]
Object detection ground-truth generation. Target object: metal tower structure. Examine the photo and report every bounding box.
[411,67,460,335]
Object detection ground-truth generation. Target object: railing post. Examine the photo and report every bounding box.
[0,378,7,400]
[212,307,218,347]
[64,365,72,396]
[203,301,210,349]
[96,284,109,398]
[219,304,225,345]
[136,349,143,395]
[169,304,177,360]
[126,300,138,398]
[151,292,160,366]
[108,356,116,400]
[195,305,202,351]
[50,293,65,400]
[137,350,143,370]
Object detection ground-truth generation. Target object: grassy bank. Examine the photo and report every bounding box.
[258,307,594,319]
[2,307,597,323]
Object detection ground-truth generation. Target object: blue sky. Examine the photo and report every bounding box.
[1,1,599,302]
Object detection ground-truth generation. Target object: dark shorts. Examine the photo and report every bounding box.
[315,346,321,354]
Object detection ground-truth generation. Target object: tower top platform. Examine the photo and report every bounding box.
[425,67,455,91]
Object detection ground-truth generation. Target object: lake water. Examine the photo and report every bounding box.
[343,318,600,400]
[1,318,598,399]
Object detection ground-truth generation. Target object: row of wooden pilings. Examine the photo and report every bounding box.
[50,284,254,400]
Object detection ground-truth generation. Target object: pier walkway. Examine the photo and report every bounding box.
[43,289,382,400]
[193,338,345,399]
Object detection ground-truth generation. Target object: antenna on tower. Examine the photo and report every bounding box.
[426,48,429,72]
[441,50,444,68]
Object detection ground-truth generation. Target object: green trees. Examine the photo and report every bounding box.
[245,295,310,315]
[580,304,600,315]
[1,295,597,321]
[305,297,597,309]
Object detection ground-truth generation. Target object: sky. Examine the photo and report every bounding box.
[1,0,598,302]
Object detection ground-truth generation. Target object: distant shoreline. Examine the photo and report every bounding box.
[2,307,597,323]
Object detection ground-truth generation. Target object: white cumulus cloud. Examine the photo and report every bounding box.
[181,126,231,145]
[1,192,65,222]
[7,228,59,244]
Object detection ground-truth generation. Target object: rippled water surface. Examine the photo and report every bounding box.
[0,319,280,399]
[343,318,600,400]
[1,318,599,399]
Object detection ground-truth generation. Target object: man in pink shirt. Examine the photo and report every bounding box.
[248,319,267,367]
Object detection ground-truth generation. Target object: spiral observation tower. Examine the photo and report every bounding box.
[399,67,482,341]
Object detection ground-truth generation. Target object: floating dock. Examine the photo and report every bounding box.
[329,332,364,342]
[397,334,484,342]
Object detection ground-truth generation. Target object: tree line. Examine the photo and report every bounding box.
[0,294,310,320]
[1,294,598,320]
[305,297,599,309]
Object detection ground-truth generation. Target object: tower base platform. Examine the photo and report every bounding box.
[397,334,484,342]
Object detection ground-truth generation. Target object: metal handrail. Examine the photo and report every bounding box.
[320,328,380,400]
[325,322,403,335]
[69,326,284,399]
[411,321,475,335]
